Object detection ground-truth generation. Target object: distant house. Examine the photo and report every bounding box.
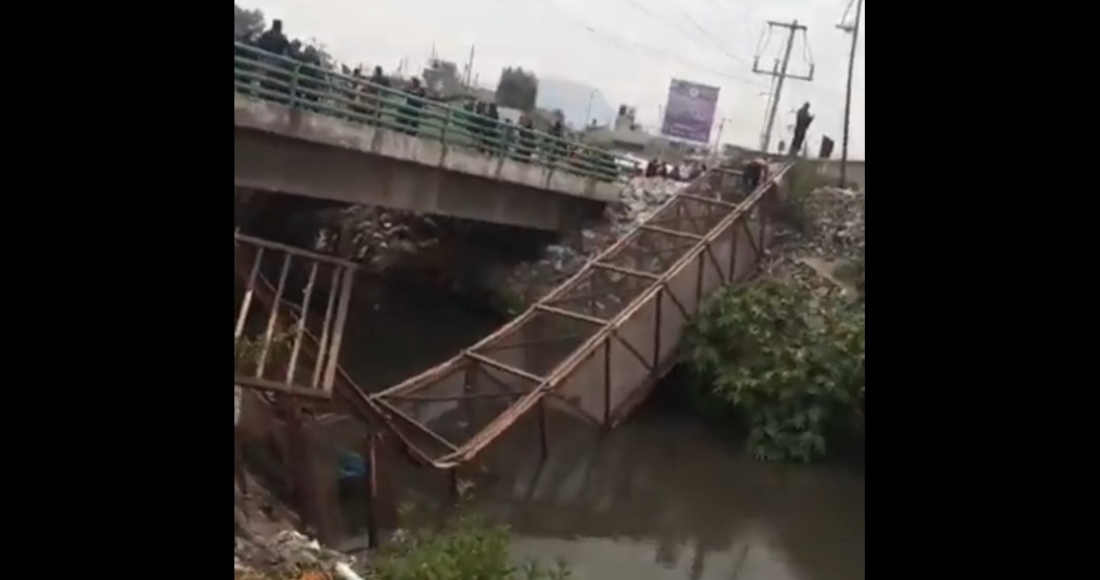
[582,104,670,155]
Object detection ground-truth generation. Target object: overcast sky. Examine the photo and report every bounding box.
[246,0,865,158]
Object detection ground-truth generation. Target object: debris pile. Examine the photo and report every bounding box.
[498,177,689,303]
[235,477,363,580]
[764,185,865,293]
[315,206,441,272]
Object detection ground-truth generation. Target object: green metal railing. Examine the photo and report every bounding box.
[234,42,633,183]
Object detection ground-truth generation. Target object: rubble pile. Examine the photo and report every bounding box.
[235,477,363,580]
[315,206,442,272]
[498,177,689,303]
[764,185,865,293]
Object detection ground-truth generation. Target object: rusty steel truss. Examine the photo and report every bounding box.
[234,233,358,400]
[368,161,796,470]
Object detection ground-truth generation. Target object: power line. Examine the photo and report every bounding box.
[615,0,748,65]
[537,0,770,89]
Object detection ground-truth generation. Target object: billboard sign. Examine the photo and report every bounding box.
[660,79,721,143]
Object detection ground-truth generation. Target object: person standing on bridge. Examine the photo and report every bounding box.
[256,20,289,55]
[516,114,535,162]
[790,103,814,158]
[365,66,390,126]
[256,20,291,103]
[400,78,427,136]
[485,104,501,155]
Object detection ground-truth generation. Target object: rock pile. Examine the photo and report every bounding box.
[764,185,865,294]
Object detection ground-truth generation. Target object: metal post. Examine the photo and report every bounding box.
[839,0,864,188]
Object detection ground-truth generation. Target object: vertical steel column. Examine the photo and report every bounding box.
[538,399,549,460]
[365,429,380,549]
[652,288,663,372]
[602,340,612,426]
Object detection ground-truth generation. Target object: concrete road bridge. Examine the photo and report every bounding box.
[233,153,795,543]
[234,43,630,232]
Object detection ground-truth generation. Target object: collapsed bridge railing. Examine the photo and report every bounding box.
[368,161,796,472]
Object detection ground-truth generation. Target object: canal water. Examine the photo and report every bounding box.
[341,276,865,580]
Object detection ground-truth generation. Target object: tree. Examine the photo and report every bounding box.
[495,67,539,110]
[234,4,265,41]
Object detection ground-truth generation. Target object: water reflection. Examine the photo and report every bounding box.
[334,275,862,580]
[475,408,864,580]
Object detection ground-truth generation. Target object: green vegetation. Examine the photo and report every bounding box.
[684,276,864,463]
[369,510,570,580]
[683,172,865,463]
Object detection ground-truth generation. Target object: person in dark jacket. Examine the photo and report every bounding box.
[256,20,289,55]
[546,118,566,166]
[401,78,427,136]
[742,158,768,192]
[516,115,536,162]
[296,45,325,108]
[484,104,501,154]
[256,20,291,102]
[364,66,389,126]
[790,103,814,157]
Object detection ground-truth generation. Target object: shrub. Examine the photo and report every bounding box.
[684,277,864,462]
[368,510,570,580]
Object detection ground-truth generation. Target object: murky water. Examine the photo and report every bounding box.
[487,407,864,580]
[342,280,864,580]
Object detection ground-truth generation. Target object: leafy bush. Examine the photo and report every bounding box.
[684,277,864,462]
[368,511,570,580]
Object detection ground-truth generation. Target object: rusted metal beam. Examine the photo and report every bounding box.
[681,192,737,208]
[256,253,292,376]
[284,262,318,386]
[386,392,522,402]
[592,261,660,280]
[235,232,360,268]
[233,376,333,400]
[467,363,527,396]
[478,333,590,352]
[320,267,355,396]
[373,397,459,451]
[611,331,654,372]
[235,246,264,345]
[534,304,607,326]
[465,351,545,384]
[639,224,704,241]
[311,266,341,389]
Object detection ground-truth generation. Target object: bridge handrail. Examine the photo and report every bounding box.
[233,42,636,183]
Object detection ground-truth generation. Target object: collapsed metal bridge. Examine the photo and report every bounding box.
[233,160,793,542]
[369,160,793,468]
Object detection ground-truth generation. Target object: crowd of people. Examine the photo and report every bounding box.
[234,20,621,182]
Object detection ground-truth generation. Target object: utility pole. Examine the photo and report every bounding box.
[838,0,864,187]
[464,44,476,88]
[758,59,779,151]
[714,117,731,151]
[752,20,814,154]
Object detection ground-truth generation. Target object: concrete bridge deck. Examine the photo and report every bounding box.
[233,43,629,231]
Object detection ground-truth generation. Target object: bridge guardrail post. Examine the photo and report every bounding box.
[440,107,451,143]
[289,62,302,110]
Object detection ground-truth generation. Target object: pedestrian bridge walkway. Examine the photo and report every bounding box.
[367,160,794,470]
[234,43,630,231]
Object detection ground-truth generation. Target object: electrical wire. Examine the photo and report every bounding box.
[753,26,772,59]
[536,0,770,89]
